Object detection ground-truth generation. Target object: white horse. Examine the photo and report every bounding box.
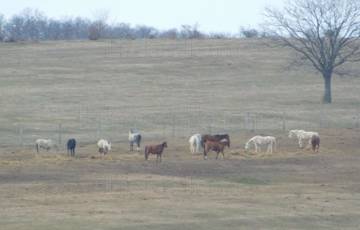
[245,136,276,153]
[288,130,319,149]
[97,139,111,155]
[189,134,202,154]
[35,139,57,153]
[128,129,142,151]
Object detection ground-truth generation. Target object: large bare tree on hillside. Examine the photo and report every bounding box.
[264,0,360,103]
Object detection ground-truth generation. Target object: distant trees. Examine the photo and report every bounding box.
[179,24,205,39]
[240,27,259,38]
[88,10,109,40]
[0,8,267,42]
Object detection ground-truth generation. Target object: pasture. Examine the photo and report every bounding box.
[1,39,360,229]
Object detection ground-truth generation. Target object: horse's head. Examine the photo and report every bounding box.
[163,142,168,148]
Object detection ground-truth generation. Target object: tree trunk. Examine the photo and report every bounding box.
[322,73,332,104]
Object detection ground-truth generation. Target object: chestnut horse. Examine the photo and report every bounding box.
[144,142,168,163]
[201,134,230,148]
[203,139,228,160]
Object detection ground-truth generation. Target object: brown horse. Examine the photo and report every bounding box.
[144,142,168,163]
[311,135,320,152]
[203,139,228,160]
[201,134,230,148]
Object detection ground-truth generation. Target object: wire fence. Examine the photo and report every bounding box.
[98,39,258,59]
[3,109,360,148]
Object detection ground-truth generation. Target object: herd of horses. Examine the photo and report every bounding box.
[33,129,320,162]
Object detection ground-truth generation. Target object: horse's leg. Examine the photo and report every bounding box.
[203,149,208,160]
[255,143,259,153]
[216,151,219,160]
[136,142,140,152]
[156,154,160,163]
[298,138,303,148]
[307,138,312,150]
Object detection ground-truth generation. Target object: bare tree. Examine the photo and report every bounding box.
[0,14,5,41]
[89,9,109,40]
[135,25,158,39]
[159,28,179,39]
[240,27,259,38]
[264,0,360,103]
[180,24,205,39]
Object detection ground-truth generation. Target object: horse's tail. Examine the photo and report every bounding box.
[201,137,206,148]
[137,134,142,147]
[144,146,148,160]
[225,135,230,148]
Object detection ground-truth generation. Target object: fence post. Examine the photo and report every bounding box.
[58,123,62,147]
[190,39,193,57]
[245,112,250,131]
[172,114,176,138]
[252,113,256,132]
[355,115,360,129]
[18,125,23,147]
[223,112,226,132]
[97,119,102,139]
[282,112,286,131]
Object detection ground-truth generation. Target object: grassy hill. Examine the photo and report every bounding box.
[0,39,359,146]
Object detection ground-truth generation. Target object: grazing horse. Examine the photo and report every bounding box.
[203,139,228,160]
[35,139,57,153]
[67,138,76,157]
[245,136,276,154]
[128,129,142,152]
[201,134,230,148]
[289,130,319,149]
[311,135,320,153]
[144,142,167,163]
[189,134,202,154]
[97,139,111,155]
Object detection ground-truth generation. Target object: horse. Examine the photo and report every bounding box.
[311,135,320,153]
[288,130,319,149]
[144,142,167,163]
[201,134,230,148]
[128,129,142,152]
[245,135,276,154]
[35,139,57,153]
[67,138,76,157]
[203,139,228,160]
[189,134,202,154]
[97,139,111,155]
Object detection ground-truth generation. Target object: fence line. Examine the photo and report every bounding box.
[100,39,251,59]
[4,110,359,148]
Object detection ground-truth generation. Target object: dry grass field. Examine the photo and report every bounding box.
[1,39,360,229]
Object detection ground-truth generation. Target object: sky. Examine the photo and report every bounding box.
[1,0,285,34]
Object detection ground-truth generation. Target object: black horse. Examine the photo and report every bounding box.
[67,138,76,157]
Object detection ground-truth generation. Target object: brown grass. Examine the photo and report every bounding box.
[1,39,360,229]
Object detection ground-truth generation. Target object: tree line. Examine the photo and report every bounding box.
[0,8,264,42]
